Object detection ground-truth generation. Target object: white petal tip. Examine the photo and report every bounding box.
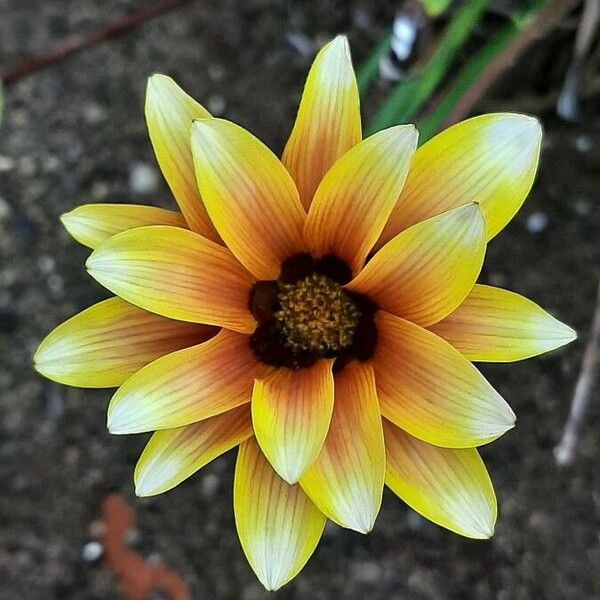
[467,521,495,539]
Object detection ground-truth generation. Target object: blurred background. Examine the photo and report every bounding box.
[0,0,599,598]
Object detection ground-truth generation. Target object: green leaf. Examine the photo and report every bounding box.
[366,0,490,135]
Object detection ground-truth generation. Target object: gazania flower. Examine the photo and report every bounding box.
[35,36,575,590]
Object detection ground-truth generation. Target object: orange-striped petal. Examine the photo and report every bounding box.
[304,125,418,275]
[282,35,362,209]
[346,203,485,327]
[191,118,306,280]
[252,360,334,484]
[300,362,385,533]
[373,312,515,448]
[86,225,255,333]
[429,284,576,362]
[34,297,214,388]
[377,113,542,250]
[145,74,219,241]
[61,203,187,249]
[234,437,326,591]
[384,420,497,539]
[135,404,252,496]
[107,329,265,434]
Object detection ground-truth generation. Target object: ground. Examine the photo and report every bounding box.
[1,1,599,598]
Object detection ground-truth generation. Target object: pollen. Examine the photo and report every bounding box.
[274,273,360,355]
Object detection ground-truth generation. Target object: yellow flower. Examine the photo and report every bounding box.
[35,36,575,590]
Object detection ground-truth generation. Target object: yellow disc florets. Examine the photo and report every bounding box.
[274,273,360,355]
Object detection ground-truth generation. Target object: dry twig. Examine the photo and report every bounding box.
[0,0,197,87]
[554,279,600,466]
[445,0,581,126]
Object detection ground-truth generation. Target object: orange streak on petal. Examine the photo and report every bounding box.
[86,225,255,333]
[108,329,267,434]
[300,362,385,533]
[384,419,497,539]
[346,203,486,327]
[234,437,326,591]
[252,360,334,484]
[304,125,418,275]
[429,284,577,362]
[373,311,515,448]
[191,118,306,280]
[145,74,219,241]
[61,203,188,250]
[34,297,215,388]
[282,35,362,209]
[135,404,253,496]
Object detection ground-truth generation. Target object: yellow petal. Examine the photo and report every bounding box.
[108,329,266,434]
[145,74,219,241]
[300,362,385,533]
[86,225,255,333]
[234,437,326,591]
[282,35,362,209]
[191,118,306,280]
[346,203,485,327]
[304,125,418,275]
[252,360,334,484]
[377,113,542,250]
[373,312,515,448]
[135,404,252,496]
[429,284,577,362]
[384,420,497,539]
[61,203,187,249]
[34,297,214,388]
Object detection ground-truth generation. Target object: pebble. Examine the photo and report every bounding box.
[129,162,159,194]
[200,472,220,499]
[208,63,225,82]
[18,156,36,177]
[350,559,381,583]
[0,197,10,220]
[207,95,226,116]
[575,134,592,153]
[0,156,15,172]
[81,541,103,563]
[91,181,110,200]
[526,211,549,233]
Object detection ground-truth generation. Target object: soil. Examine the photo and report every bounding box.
[1,1,599,599]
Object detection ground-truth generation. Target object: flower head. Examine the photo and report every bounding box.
[35,36,575,590]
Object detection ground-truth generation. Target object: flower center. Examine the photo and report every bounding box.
[274,273,360,355]
[249,253,378,371]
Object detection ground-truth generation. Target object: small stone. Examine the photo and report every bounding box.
[129,162,159,194]
[81,541,103,562]
[208,63,225,82]
[82,103,107,125]
[38,255,55,274]
[526,211,549,233]
[207,95,226,116]
[91,181,110,200]
[574,198,591,216]
[0,197,10,220]
[242,584,264,600]
[0,156,15,172]
[88,519,105,539]
[350,560,381,583]
[575,135,592,153]
[200,472,219,499]
[18,156,36,177]
[43,156,60,172]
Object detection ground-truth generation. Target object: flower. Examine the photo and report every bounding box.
[35,36,575,590]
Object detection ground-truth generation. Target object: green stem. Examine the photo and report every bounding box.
[366,0,490,135]
[417,0,552,143]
